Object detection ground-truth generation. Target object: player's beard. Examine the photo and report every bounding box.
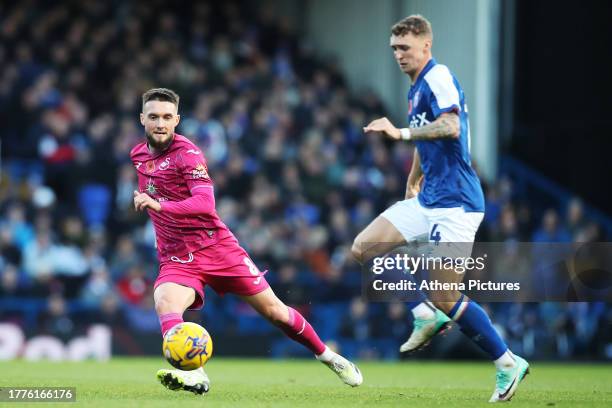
[146,130,174,152]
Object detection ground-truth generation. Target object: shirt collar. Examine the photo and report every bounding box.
[413,58,436,87]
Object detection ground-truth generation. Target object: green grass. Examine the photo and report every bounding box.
[1,358,611,407]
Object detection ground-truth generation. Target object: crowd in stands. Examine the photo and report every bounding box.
[1,0,610,360]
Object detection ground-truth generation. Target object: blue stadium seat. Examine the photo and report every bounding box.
[78,184,111,227]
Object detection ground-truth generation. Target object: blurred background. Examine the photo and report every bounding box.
[0,0,610,362]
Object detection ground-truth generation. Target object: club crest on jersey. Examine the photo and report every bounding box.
[159,157,171,171]
[192,163,209,179]
[145,160,155,173]
[146,180,157,195]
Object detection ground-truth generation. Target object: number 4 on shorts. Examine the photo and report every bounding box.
[430,224,441,245]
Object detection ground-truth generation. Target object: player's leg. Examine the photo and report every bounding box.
[351,215,406,264]
[203,236,361,386]
[436,292,529,402]
[154,278,210,394]
[352,200,436,314]
[426,210,529,402]
[154,282,196,337]
[240,287,362,387]
[352,214,438,325]
[425,212,511,364]
[361,199,450,352]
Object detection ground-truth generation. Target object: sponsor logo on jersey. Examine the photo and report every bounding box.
[192,163,209,179]
[409,112,430,128]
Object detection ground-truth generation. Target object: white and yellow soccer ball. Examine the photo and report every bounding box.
[162,322,213,370]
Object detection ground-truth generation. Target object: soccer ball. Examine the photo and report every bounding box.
[162,322,213,370]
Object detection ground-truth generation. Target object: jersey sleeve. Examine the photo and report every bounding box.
[425,65,461,119]
[178,147,214,194]
[160,186,215,215]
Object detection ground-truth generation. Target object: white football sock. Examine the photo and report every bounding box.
[315,346,335,363]
[494,350,516,370]
[411,302,436,319]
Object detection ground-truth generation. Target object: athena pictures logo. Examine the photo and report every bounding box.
[361,242,612,303]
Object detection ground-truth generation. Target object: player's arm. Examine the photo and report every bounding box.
[363,113,459,141]
[136,148,217,216]
[405,149,423,199]
[408,112,459,140]
[133,187,215,215]
[132,146,216,215]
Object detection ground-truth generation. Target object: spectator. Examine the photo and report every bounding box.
[116,265,150,306]
[0,264,26,297]
[532,209,571,243]
[566,198,588,239]
[38,294,75,341]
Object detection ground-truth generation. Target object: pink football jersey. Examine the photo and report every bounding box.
[130,134,230,261]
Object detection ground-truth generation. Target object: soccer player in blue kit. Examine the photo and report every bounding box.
[354,15,529,402]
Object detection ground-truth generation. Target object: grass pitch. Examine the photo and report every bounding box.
[2,358,611,407]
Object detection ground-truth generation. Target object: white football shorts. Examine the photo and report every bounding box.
[381,196,484,257]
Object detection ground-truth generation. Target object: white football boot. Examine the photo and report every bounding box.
[317,351,363,387]
[156,367,210,395]
[489,354,530,402]
[399,309,452,353]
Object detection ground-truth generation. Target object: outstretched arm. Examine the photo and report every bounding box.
[133,186,215,215]
[363,112,460,141]
[409,112,459,140]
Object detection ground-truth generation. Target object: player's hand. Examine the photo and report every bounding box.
[405,175,423,199]
[133,190,161,212]
[363,117,401,140]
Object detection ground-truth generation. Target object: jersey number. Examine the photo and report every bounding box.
[430,224,441,245]
[243,257,261,285]
[243,257,260,276]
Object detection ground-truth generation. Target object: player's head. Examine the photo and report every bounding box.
[390,15,433,78]
[140,88,180,151]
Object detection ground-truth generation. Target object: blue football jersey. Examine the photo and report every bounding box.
[407,58,484,212]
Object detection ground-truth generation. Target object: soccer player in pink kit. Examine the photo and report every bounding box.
[131,88,362,394]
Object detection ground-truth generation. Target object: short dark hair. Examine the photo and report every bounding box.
[391,14,433,39]
[141,88,179,110]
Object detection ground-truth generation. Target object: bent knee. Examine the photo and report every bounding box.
[155,292,189,315]
[154,283,195,314]
[351,240,364,263]
[155,296,174,315]
[263,303,288,325]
